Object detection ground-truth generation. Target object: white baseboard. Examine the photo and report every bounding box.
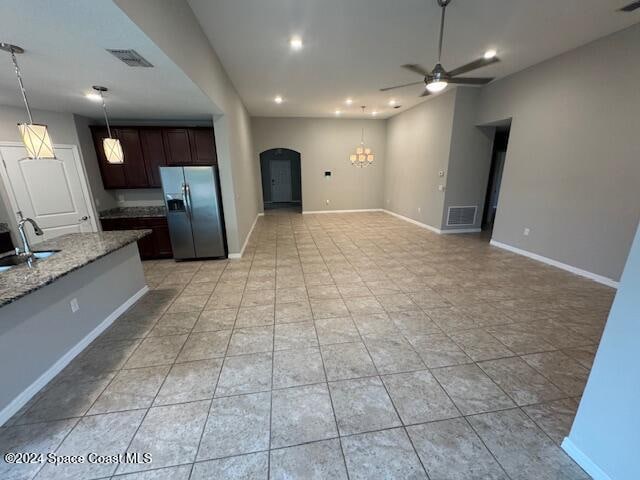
[228,212,262,259]
[490,239,619,289]
[440,228,482,234]
[382,209,443,234]
[0,285,149,426]
[561,437,612,480]
[302,208,383,214]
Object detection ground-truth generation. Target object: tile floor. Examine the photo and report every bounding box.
[1,210,615,479]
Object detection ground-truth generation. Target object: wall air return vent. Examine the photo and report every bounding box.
[619,1,640,12]
[106,49,153,67]
[447,206,477,226]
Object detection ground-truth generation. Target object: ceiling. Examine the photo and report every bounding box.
[189,0,640,118]
[0,0,215,121]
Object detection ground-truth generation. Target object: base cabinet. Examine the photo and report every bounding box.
[101,217,172,260]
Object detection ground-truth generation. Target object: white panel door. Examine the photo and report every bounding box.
[270,159,292,202]
[0,143,97,245]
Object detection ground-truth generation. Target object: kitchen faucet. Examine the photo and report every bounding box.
[17,215,44,257]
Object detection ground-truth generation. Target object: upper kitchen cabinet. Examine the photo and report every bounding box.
[90,126,216,189]
[189,128,217,165]
[139,129,167,188]
[113,128,149,187]
[163,128,193,166]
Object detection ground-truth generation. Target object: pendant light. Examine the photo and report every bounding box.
[92,86,124,164]
[0,43,56,159]
[349,106,375,167]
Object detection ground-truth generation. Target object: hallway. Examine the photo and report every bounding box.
[1,210,612,479]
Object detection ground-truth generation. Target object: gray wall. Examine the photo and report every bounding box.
[564,223,640,479]
[251,117,387,212]
[116,0,262,255]
[476,24,640,281]
[0,244,145,423]
[441,88,494,231]
[384,90,456,229]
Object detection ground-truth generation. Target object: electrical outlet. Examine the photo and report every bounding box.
[523,227,530,236]
[326,199,330,205]
[95,198,100,207]
[438,185,445,192]
[117,193,124,202]
[418,207,421,213]
[70,298,79,313]
[386,199,390,204]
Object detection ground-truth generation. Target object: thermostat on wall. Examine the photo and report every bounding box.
[324,171,332,177]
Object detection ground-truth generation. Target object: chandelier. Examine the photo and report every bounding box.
[349,106,375,167]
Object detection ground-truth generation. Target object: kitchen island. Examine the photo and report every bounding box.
[0,230,150,424]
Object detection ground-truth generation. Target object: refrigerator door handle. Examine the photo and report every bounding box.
[181,183,191,218]
[185,183,193,218]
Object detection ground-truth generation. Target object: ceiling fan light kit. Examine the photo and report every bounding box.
[1,42,56,159]
[381,0,500,98]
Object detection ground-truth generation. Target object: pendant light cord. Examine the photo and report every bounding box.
[10,50,33,124]
[99,90,113,139]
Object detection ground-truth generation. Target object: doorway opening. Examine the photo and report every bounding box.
[482,127,510,236]
[260,148,302,213]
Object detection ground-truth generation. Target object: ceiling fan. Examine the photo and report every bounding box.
[381,0,499,97]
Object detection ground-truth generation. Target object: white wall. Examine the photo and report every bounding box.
[476,23,640,282]
[251,117,387,212]
[384,90,456,229]
[562,223,640,480]
[115,0,262,255]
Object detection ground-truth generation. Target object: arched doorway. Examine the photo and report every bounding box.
[259,148,302,212]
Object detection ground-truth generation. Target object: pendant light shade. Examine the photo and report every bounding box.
[103,137,124,164]
[92,86,124,164]
[18,123,55,159]
[1,43,56,159]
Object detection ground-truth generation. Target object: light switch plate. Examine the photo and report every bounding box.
[70,298,79,313]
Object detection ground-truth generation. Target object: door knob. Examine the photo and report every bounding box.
[79,216,89,222]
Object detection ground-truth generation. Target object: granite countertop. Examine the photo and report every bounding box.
[99,206,166,219]
[0,230,150,308]
[0,223,9,234]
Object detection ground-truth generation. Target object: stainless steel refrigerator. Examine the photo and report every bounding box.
[160,166,226,259]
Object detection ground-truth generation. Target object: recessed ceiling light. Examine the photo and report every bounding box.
[289,36,303,51]
[335,110,341,115]
[388,99,396,106]
[85,92,102,102]
[345,98,353,105]
[274,96,283,104]
[484,49,497,59]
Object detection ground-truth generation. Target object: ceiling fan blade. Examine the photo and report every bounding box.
[419,88,431,97]
[380,81,425,92]
[448,77,494,85]
[401,64,431,77]
[448,56,499,77]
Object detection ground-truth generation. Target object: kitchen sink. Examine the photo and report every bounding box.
[0,250,60,272]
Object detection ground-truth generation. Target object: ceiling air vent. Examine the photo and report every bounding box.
[106,49,153,67]
[619,1,640,12]
[447,206,477,226]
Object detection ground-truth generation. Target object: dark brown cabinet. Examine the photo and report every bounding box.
[139,129,166,188]
[101,217,173,260]
[90,126,216,189]
[113,128,149,187]
[189,128,217,165]
[163,128,193,166]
